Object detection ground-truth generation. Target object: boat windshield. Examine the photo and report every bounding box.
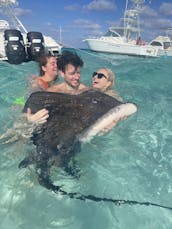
[104,28,124,38]
[150,41,162,47]
[164,42,172,49]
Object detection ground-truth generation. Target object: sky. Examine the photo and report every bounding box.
[0,0,172,48]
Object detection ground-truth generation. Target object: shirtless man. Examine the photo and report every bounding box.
[47,50,87,94]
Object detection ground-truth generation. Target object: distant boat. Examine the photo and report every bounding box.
[0,0,62,64]
[83,0,159,57]
[149,35,172,57]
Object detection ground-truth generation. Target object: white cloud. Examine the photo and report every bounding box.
[14,7,31,16]
[83,0,116,11]
[159,2,172,16]
[140,3,172,33]
[150,18,172,30]
[0,6,31,17]
[74,19,101,30]
[141,5,158,17]
[73,19,103,37]
[140,10,172,40]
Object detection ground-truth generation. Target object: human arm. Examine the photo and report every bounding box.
[0,108,48,143]
[0,106,49,144]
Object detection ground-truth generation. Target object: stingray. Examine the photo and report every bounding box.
[19,89,124,177]
[18,89,172,211]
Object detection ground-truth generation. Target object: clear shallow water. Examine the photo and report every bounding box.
[0,51,172,229]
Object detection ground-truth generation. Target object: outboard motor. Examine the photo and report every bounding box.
[4,29,26,64]
[26,32,45,61]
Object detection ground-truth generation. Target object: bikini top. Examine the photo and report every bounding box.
[36,77,49,90]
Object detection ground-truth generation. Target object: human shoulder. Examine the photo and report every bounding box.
[77,86,90,94]
[79,83,87,90]
[28,75,47,94]
[47,83,63,92]
[36,77,49,90]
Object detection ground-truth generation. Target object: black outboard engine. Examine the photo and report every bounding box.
[26,32,45,61]
[4,29,26,64]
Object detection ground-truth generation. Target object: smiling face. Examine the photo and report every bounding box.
[92,68,114,92]
[42,56,58,81]
[61,64,81,89]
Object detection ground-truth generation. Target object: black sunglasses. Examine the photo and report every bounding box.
[92,72,107,79]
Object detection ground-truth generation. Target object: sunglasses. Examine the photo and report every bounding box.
[92,72,107,79]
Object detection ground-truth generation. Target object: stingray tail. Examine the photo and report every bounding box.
[66,193,172,211]
[38,173,172,211]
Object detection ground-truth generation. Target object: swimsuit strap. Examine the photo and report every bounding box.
[36,77,49,90]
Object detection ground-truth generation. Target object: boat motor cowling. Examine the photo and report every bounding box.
[4,29,26,64]
[26,31,45,61]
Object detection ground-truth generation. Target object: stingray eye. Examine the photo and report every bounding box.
[92,99,98,104]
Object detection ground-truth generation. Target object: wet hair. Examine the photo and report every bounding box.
[96,67,115,91]
[103,67,115,86]
[38,54,57,76]
[57,50,84,72]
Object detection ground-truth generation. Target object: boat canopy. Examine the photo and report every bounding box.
[107,27,125,37]
[106,25,139,41]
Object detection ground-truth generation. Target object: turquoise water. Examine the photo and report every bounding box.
[0,50,172,229]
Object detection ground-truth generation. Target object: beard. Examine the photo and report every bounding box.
[65,79,80,90]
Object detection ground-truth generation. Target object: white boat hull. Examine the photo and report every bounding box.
[84,38,159,57]
[158,49,172,57]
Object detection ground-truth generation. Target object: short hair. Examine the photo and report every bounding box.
[57,50,84,72]
[38,54,57,76]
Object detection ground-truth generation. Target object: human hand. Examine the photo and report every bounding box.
[98,119,118,136]
[98,115,128,136]
[27,108,49,124]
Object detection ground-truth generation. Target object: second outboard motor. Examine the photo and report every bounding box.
[26,32,45,61]
[4,29,26,64]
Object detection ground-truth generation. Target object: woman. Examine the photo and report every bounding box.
[27,54,59,123]
[92,67,124,134]
[28,54,58,93]
[92,67,123,102]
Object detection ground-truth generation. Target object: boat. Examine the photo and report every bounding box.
[83,0,159,57]
[149,35,172,57]
[0,0,62,64]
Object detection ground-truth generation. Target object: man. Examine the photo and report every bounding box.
[47,50,87,94]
